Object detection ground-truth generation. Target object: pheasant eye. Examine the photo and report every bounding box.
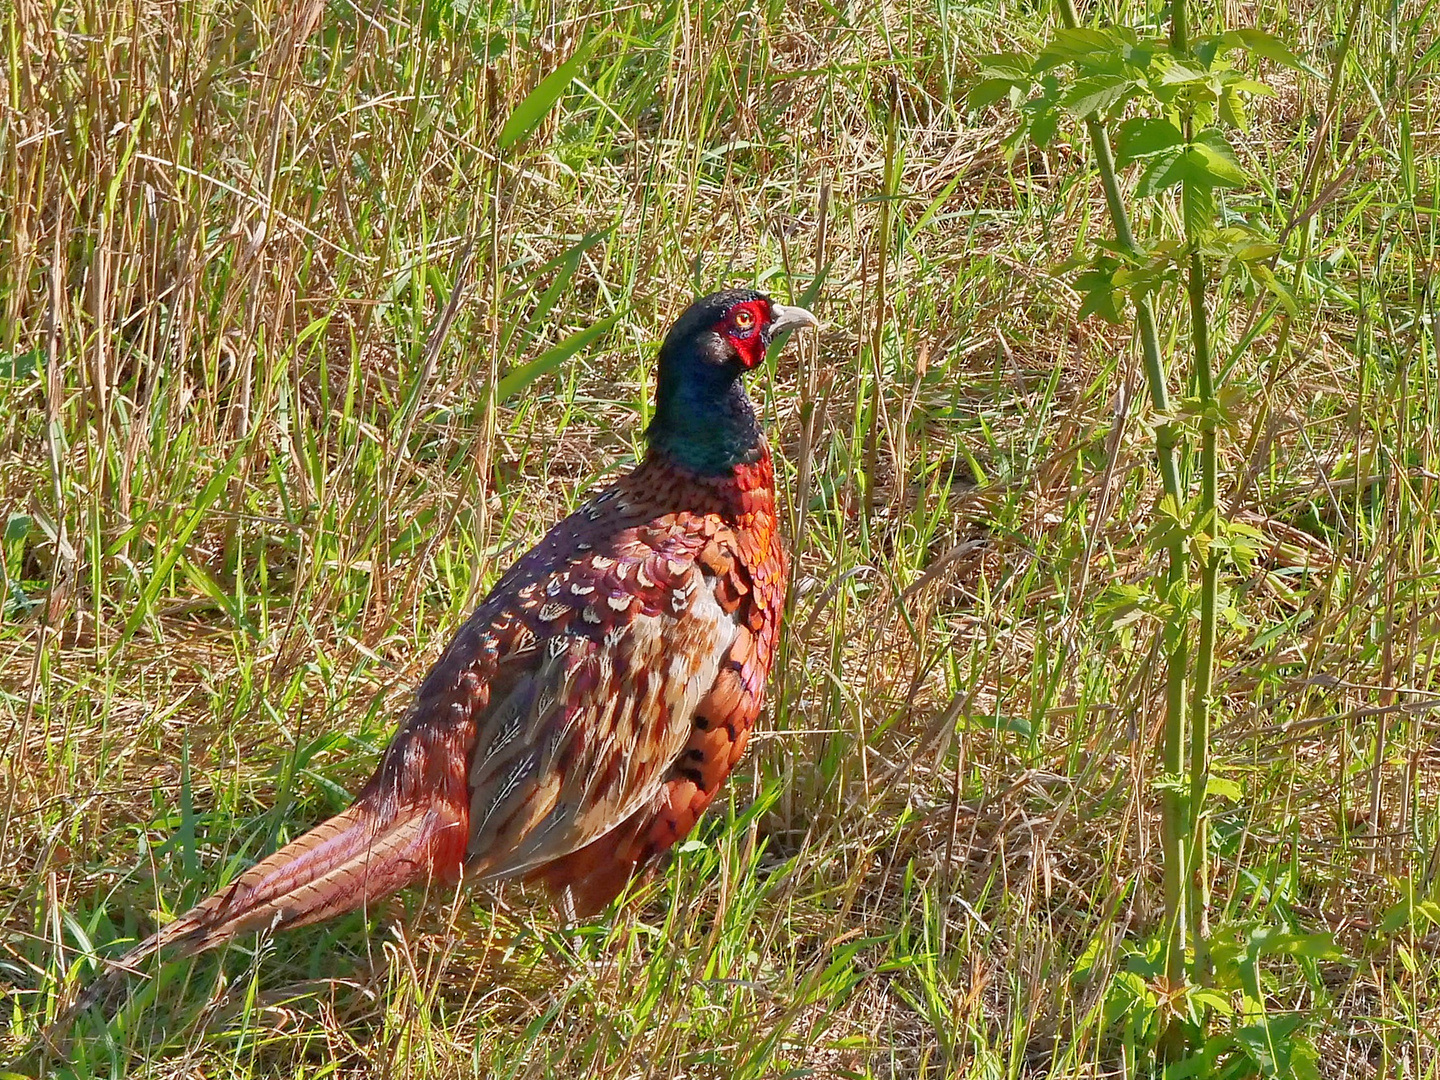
[732,308,755,330]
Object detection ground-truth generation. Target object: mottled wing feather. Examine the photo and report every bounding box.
[523,458,788,913]
[530,617,773,915]
[467,560,737,878]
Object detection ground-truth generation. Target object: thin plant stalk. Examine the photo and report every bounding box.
[1171,0,1217,995]
[862,80,899,527]
[1184,245,1217,992]
[1229,0,1364,510]
[1054,0,1191,997]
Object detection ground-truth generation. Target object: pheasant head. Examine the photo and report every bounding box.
[647,289,819,474]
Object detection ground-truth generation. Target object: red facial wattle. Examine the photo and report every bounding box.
[714,299,774,369]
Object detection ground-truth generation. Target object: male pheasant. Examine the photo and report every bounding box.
[76,289,817,1003]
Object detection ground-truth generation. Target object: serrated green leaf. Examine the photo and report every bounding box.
[1214,383,1250,426]
[1029,108,1060,147]
[1247,261,1298,316]
[1191,129,1249,185]
[1377,894,1415,935]
[1221,517,1264,542]
[1060,73,1134,118]
[1076,286,1124,323]
[1227,76,1275,97]
[1182,178,1215,237]
[1269,932,1345,961]
[1160,59,1210,86]
[1175,389,1240,431]
[498,37,598,151]
[1035,27,1122,70]
[1248,925,1345,961]
[1136,146,1186,196]
[968,77,1021,110]
[1418,900,1440,925]
[1193,35,1223,69]
[1145,493,1204,557]
[1120,40,1155,69]
[1100,583,1145,605]
[1290,1038,1322,1080]
[1233,1014,1314,1078]
[1074,266,1125,323]
[1152,772,1186,794]
[1219,85,1249,129]
[1189,987,1235,1016]
[1206,776,1243,801]
[979,51,1033,78]
[1234,241,1279,261]
[1096,582,1153,629]
[1116,117,1184,165]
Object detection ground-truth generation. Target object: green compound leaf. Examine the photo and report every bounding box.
[1060,72,1136,118]
[1115,117,1184,166]
[1190,128,1250,186]
[1222,28,1314,74]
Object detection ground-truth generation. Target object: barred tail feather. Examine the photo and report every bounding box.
[152,801,460,957]
[59,800,464,1025]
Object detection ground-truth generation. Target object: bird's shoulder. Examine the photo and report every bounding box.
[417,468,759,703]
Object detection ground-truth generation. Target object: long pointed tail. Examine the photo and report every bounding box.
[58,799,464,1025]
[148,800,461,957]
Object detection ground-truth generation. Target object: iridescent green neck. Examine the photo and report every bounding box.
[646,363,763,475]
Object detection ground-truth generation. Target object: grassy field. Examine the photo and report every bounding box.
[3,0,1439,1074]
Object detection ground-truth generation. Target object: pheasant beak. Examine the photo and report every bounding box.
[768,303,821,336]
